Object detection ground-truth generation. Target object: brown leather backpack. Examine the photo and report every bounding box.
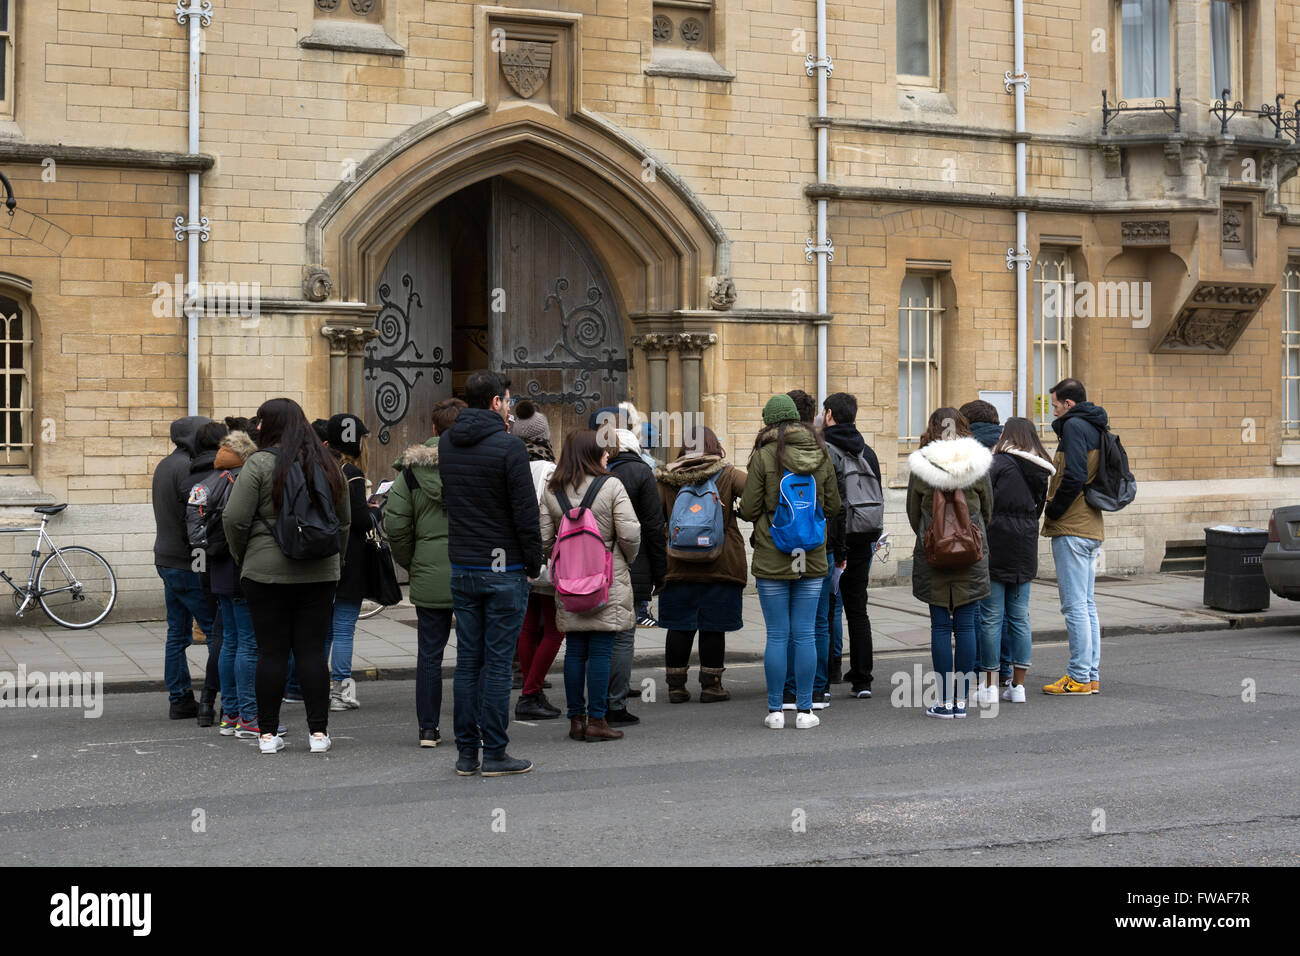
[924,486,983,570]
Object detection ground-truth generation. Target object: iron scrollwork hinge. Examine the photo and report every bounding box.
[364,273,453,444]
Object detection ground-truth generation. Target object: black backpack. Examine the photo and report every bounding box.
[261,453,341,560]
[1084,426,1137,512]
[186,469,237,559]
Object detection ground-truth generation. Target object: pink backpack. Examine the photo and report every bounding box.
[550,475,613,613]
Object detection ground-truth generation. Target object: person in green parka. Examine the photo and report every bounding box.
[740,394,841,730]
[384,397,464,749]
[906,407,994,719]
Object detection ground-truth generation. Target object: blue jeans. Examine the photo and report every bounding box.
[564,632,615,720]
[758,576,823,711]
[216,596,258,722]
[1052,535,1102,682]
[930,602,978,704]
[157,566,215,703]
[416,607,452,733]
[325,597,362,683]
[786,552,833,696]
[980,581,1031,673]
[450,569,530,758]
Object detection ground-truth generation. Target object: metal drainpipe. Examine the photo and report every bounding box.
[1005,0,1030,418]
[806,0,834,407]
[176,2,212,417]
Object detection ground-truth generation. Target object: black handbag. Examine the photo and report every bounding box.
[364,506,403,606]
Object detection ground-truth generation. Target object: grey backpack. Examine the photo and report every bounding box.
[835,446,884,538]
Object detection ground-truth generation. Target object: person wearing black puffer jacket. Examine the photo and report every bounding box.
[977,417,1055,705]
[438,371,543,778]
[589,405,667,726]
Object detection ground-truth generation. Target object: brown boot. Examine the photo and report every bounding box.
[568,716,587,741]
[666,667,690,704]
[583,717,624,741]
[698,666,730,703]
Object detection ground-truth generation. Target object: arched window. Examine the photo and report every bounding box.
[0,286,33,470]
[1283,263,1300,435]
[1033,249,1074,432]
[898,273,942,442]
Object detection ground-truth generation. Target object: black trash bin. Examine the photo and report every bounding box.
[1203,526,1270,612]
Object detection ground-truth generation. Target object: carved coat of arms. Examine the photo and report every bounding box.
[501,41,552,99]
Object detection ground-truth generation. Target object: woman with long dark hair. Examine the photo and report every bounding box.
[539,429,640,742]
[223,397,350,755]
[978,416,1055,704]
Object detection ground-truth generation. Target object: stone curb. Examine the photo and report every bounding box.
[79,612,1300,695]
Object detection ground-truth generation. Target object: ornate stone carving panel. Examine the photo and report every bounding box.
[1155,282,1273,353]
[1120,221,1170,246]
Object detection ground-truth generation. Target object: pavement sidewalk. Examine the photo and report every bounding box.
[1,572,1296,693]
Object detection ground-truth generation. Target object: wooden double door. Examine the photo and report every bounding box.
[363,178,628,473]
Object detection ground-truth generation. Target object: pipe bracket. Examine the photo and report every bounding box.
[1005,247,1031,270]
[805,236,835,263]
[176,0,213,27]
[805,54,834,78]
[174,216,211,242]
[1004,71,1030,94]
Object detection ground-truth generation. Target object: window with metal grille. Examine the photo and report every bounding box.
[898,273,942,443]
[1283,263,1300,434]
[0,0,14,120]
[0,294,32,469]
[1033,249,1074,433]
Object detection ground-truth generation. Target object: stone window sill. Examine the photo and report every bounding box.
[300,21,404,57]
[0,475,56,507]
[897,88,956,116]
[646,49,733,82]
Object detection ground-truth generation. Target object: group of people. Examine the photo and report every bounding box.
[151,367,1110,773]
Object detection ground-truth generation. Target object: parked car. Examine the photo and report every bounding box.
[1262,506,1300,600]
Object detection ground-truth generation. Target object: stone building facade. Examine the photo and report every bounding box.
[2,0,1300,616]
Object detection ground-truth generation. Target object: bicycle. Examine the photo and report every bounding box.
[0,504,117,629]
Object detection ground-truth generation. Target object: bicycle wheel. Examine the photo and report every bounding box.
[37,546,117,629]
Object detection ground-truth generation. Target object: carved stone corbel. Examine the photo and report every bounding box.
[303,265,334,302]
[707,276,737,311]
[1102,143,1122,179]
[1163,141,1184,177]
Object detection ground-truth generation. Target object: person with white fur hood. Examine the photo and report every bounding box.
[906,407,994,719]
[978,417,1056,704]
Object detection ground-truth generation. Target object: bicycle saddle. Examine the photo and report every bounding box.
[34,504,68,515]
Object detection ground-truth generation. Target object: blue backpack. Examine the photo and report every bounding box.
[667,470,727,562]
[769,469,825,554]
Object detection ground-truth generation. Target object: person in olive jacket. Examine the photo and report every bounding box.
[906,407,993,719]
[385,397,464,748]
[222,397,351,755]
[977,417,1055,705]
[740,394,841,730]
[656,426,747,704]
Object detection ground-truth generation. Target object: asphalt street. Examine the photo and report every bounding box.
[2,627,1297,866]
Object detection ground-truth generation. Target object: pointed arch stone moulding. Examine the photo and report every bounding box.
[306,9,730,318]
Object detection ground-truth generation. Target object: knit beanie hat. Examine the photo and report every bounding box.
[511,400,551,443]
[762,393,800,426]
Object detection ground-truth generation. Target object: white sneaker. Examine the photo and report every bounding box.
[309,732,332,754]
[340,679,360,710]
[976,684,999,706]
[1001,683,1027,703]
[795,712,820,729]
[259,733,285,755]
[811,700,829,711]
[329,690,348,712]
[764,711,785,729]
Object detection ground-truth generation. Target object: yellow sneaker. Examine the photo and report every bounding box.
[1042,675,1092,695]
[1090,681,1100,695]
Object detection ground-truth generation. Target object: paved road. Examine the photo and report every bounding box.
[2,628,1297,866]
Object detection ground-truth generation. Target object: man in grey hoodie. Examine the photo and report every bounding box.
[152,415,217,719]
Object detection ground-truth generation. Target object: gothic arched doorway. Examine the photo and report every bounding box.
[363,177,628,463]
